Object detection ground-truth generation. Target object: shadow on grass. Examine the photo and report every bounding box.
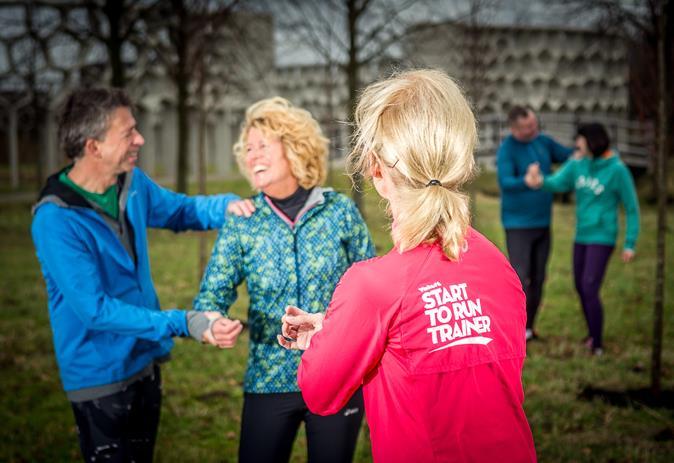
[579,385,674,410]
[578,386,674,442]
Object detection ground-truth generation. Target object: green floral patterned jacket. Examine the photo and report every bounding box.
[193,187,375,393]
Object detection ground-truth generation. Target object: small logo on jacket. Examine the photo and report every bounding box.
[418,281,493,352]
[576,175,605,195]
[343,407,360,417]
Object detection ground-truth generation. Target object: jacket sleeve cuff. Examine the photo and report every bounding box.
[169,310,190,337]
[186,310,211,341]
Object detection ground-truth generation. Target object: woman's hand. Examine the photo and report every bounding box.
[227,199,256,217]
[277,306,325,350]
[622,249,635,263]
[209,318,244,348]
[524,163,543,189]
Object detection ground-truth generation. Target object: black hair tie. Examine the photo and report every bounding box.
[425,179,442,187]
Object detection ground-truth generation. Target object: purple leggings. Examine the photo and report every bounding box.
[573,243,614,349]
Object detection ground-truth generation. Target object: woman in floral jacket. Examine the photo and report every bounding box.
[193,97,375,463]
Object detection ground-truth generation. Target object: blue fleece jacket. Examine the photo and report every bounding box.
[497,133,573,229]
[32,167,237,394]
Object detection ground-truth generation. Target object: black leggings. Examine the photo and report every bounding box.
[239,390,364,463]
[505,227,551,330]
[70,365,162,463]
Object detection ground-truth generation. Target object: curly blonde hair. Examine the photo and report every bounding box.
[348,69,477,261]
[233,97,328,189]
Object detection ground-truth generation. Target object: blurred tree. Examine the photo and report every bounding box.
[70,0,159,88]
[276,0,425,215]
[557,0,673,156]
[0,0,163,187]
[1,1,272,196]
[276,0,497,216]
[652,0,669,398]
[140,0,272,270]
[144,0,272,193]
[0,1,91,187]
[1,1,159,88]
[558,0,672,397]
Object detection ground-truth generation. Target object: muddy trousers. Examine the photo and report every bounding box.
[70,365,161,462]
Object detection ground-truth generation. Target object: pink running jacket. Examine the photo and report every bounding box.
[298,228,537,462]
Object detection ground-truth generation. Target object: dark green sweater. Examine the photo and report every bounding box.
[59,169,119,219]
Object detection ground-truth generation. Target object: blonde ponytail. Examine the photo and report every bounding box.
[348,69,477,260]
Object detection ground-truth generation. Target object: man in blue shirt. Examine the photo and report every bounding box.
[496,106,574,342]
[32,87,253,462]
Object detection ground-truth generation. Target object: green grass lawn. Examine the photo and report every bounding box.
[1,171,673,462]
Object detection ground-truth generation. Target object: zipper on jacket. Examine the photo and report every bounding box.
[293,228,300,306]
[264,190,330,308]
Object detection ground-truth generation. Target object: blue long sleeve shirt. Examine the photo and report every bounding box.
[497,133,574,229]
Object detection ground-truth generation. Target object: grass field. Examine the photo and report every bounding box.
[1,171,673,462]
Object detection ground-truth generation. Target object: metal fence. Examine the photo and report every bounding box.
[476,113,655,170]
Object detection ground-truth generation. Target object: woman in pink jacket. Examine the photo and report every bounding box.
[278,69,536,463]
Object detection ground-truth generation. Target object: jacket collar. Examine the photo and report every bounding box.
[257,187,333,229]
[32,165,130,215]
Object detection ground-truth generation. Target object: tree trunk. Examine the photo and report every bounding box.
[103,0,126,88]
[325,64,335,187]
[651,0,669,397]
[197,94,208,277]
[175,0,190,193]
[176,78,190,193]
[8,108,19,190]
[346,0,364,216]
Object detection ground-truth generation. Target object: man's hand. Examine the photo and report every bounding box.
[277,306,324,351]
[524,163,543,189]
[227,199,255,217]
[209,318,244,348]
[622,249,635,263]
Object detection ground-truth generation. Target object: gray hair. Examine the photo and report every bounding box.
[57,87,133,159]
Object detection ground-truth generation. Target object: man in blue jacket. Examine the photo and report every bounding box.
[31,87,252,462]
[496,106,574,342]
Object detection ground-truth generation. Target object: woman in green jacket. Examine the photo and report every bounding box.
[193,97,375,463]
[525,123,640,355]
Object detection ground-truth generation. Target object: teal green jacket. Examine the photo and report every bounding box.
[542,153,640,250]
[193,188,375,393]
